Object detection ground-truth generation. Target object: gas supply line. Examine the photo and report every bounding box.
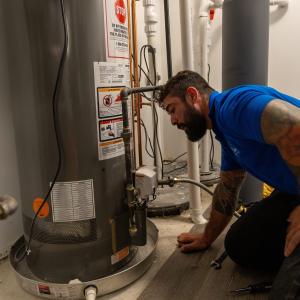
[121,85,163,241]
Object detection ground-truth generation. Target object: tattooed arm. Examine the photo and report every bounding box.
[261,99,300,257]
[178,169,245,252]
[261,99,300,188]
[203,169,246,244]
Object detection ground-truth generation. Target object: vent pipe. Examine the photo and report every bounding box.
[222,0,270,203]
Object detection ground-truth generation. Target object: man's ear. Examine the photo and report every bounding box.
[186,86,200,105]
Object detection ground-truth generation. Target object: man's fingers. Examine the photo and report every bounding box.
[177,233,199,243]
[180,242,201,253]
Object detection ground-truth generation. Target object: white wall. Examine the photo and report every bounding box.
[138,0,300,164]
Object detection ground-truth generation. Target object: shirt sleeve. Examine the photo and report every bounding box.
[218,89,275,143]
[221,144,243,171]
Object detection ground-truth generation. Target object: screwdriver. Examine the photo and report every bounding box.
[230,281,272,295]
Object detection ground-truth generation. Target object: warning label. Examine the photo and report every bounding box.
[99,118,123,142]
[94,61,130,86]
[99,139,125,160]
[97,87,122,118]
[104,0,129,60]
[93,61,130,161]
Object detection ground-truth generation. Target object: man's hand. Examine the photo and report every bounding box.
[177,233,211,253]
[285,205,300,257]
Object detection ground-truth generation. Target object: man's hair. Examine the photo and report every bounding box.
[158,70,213,105]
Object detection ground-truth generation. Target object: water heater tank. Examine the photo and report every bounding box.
[5,0,133,283]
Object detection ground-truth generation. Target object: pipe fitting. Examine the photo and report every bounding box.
[84,285,97,300]
[270,0,289,7]
[0,195,18,220]
[143,0,158,37]
[120,87,130,99]
[211,0,223,8]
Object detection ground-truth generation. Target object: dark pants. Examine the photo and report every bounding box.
[224,191,300,299]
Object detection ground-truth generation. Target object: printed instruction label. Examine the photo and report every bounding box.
[104,0,130,60]
[33,283,84,299]
[93,61,130,161]
[99,117,123,141]
[94,61,130,86]
[51,179,95,223]
[97,87,122,118]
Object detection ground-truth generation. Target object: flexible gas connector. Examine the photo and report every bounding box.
[158,176,214,196]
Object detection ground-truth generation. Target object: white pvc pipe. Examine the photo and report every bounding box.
[143,0,163,179]
[270,0,289,7]
[85,286,97,300]
[199,1,211,174]
[179,0,206,224]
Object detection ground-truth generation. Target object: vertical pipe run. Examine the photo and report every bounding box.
[121,91,134,186]
[222,0,269,203]
[164,0,172,79]
[127,0,137,170]
[131,0,143,167]
[198,0,211,174]
[180,0,206,224]
[143,0,162,179]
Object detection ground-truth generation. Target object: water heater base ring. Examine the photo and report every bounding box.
[10,219,158,299]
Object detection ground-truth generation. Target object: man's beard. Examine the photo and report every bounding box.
[179,105,207,142]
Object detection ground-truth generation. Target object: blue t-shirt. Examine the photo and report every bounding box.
[209,85,300,195]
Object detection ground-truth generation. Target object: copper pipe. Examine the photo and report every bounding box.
[131,0,143,167]
[127,0,137,169]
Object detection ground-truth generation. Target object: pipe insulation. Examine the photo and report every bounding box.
[222,0,269,204]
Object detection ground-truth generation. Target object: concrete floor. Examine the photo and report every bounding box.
[0,187,212,300]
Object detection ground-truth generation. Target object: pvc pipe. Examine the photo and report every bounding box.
[199,0,211,174]
[143,0,163,179]
[85,286,97,300]
[179,0,206,224]
[211,0,224,8]
[269,0,289,7]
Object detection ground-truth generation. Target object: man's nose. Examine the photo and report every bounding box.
[171,115,177,126]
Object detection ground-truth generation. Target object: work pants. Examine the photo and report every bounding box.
[224,190,300,299]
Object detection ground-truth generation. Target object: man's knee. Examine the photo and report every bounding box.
[224,222,250,266]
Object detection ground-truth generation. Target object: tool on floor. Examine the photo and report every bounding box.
[230,281,272,295]
[210,206,245,269]
[210,250,228,269]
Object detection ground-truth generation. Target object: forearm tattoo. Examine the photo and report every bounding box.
[213,170,246,216]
